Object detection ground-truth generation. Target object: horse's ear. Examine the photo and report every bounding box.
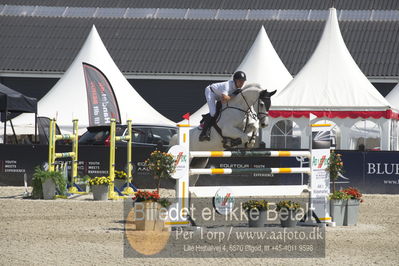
[268,90,277,97]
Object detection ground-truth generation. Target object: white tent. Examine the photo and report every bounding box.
[385,82,399,150]
[385,82,399,109]
[266,8,397,150]
[186,26,293,125]
[6,25,175,134]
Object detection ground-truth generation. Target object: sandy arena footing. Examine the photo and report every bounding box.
[0,186,398,265]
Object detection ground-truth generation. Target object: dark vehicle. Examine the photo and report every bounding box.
[78,124,177,149]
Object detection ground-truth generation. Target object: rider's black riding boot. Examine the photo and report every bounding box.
[199,115,213,141]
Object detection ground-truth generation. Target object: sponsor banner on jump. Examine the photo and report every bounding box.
[83,63,120,126]
[310,124,331,221]
[168,145,189,179]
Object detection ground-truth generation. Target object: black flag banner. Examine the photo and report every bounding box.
[83,63,121,126]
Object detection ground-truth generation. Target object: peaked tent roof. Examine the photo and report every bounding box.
[10,25,175,134]
[270,8,395,119]
[385,82,399,109]
[235,25,293,96]
[187,26,293,125]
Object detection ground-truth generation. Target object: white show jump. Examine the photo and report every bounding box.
[168,122,332,226]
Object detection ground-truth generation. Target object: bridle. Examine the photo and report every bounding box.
[219,90,269,120]
[211,88,270,146]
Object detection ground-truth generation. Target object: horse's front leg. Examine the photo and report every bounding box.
[242,110,259,148]
[221,125,250,147]
[245,132,257,148]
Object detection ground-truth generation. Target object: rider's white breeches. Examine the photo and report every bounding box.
[205,86,217,117]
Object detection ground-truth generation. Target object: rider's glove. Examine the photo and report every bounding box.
[232,88,242,95]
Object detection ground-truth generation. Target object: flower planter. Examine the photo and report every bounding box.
[134,201,165,231]
[42,178,56,200]
[344,199,360,226]
[330,199,347,226]
[247,209,266,227]
[91,185,109,201]
[279,209,299,228]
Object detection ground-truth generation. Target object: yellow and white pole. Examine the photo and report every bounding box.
[176,124,190,225]
[123,119,135,194]
[71,119,79,186]
[127,119,132,181]
[48,119,54,171]
[108,119,118,199]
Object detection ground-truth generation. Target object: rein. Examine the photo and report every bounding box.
[226,90,268,119]
[216,89,269,123]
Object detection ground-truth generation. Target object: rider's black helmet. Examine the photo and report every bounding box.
[233,71,246,81]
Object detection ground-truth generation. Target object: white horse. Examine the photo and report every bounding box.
[172,83,276,186]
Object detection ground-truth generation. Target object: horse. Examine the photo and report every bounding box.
[172,83,277,186]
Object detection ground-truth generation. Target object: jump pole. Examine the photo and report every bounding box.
[168,120,332,227]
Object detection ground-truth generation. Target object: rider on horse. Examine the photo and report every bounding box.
[199,71,247,141]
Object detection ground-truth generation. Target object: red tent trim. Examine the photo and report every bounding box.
[269,110,399,120]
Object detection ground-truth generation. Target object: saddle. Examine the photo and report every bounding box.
[199,101,243,148]
[199,101,222,127]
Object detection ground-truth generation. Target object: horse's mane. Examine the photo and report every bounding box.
[241,83,262,91]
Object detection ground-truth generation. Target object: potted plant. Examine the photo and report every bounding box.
[327,150,344,193]
[89,176,111,200]
[114,170,128,190]
[329,190,350,226]
[327,150,346,225]
[342,187,363,226]
[133,190,171,231]
[242,200,268,227]
[276,200,302,228]
[32,167,67,200]
[145,150,176,192]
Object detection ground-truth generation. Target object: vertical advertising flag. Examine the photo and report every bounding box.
[83,63,121,126]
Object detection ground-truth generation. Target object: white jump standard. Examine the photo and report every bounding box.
[168,122,332,227]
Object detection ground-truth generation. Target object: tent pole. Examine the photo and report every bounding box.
[3,98,7,144]
[2,112,5,144]
[9,119,18,144]
[34,111,38,144]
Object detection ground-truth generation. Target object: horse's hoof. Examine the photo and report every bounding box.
[223,141,232,149]
[199,135,210,142]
